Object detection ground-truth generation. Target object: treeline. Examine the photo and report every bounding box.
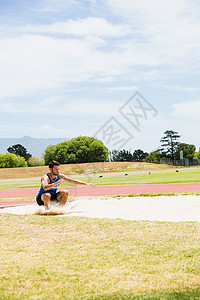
[109,149,149,162]
[0,131,199,168]
[110,145,199,164]
[110,130,199,164]
[0,136,108,168]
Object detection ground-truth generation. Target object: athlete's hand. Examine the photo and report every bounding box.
[57,179,64,185]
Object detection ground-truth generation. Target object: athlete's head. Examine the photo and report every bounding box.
[49,160,60,175]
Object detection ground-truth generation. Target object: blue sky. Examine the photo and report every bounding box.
[0,0,200,153]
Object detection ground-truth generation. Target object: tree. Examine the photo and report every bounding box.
[7,144,32,161]
[110,149,149,162]
[43,144,57,165]
[175,143,196,161]
[28,157,45,167]
[194,150,200,160]
[144,151,163,164]
[132,149,149,162]
[43,136,109,164]
[110,150,121,162]
[110,149,133,162]
[160,130,181,162]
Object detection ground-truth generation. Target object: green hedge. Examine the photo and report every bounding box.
[0,153,28,168]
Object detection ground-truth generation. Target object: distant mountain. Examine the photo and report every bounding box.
[0,136,68,157]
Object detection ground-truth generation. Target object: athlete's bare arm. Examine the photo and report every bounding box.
[41,174,64,191]
[60,173,95,188]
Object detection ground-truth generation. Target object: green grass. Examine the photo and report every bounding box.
[0,215,199,299]
[78,168,200,185]
[0,177,40,189]
[0,167,200,189]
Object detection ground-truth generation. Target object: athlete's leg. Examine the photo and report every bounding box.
[57,190,69,206]
[41,193,51,210]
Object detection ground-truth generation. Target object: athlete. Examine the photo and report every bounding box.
[36,160,95,210]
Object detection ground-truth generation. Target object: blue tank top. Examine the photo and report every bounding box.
[36,173,61,198]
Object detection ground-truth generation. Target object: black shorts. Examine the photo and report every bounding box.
[36,192,61,206]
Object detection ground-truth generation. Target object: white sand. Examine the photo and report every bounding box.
[1,195,200,222]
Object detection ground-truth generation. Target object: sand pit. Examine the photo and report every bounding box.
[0,195,200,222]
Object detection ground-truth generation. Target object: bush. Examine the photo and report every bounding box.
[0,153,28,168]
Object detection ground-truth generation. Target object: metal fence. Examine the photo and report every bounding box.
[161,158,200,167]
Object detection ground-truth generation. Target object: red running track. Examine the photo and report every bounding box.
[1,183,200,208]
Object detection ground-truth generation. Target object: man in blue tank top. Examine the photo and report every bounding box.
[36,160,95,210]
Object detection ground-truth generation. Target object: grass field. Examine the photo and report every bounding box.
[0,166,200,189]
[0,215,199,299]
[72,168,200,186]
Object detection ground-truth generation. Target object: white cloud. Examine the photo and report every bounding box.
[95,76,115,82]
[0,96,119,118]
[138,70,161,81]
[162,85,200,92]
[24,17,131,37]
[106,85,138,92]
[0,30,159,100]
[0,34,105,99]
[106,0,187,28]
[106,0,200,66]
[107,0,197,33]
[1,3,199,102]
[36,0,79,13]
[0,123,69,139]
[0,0,200,144]
[171,100,200,119]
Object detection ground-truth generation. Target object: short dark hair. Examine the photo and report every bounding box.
[49,160,60,169]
